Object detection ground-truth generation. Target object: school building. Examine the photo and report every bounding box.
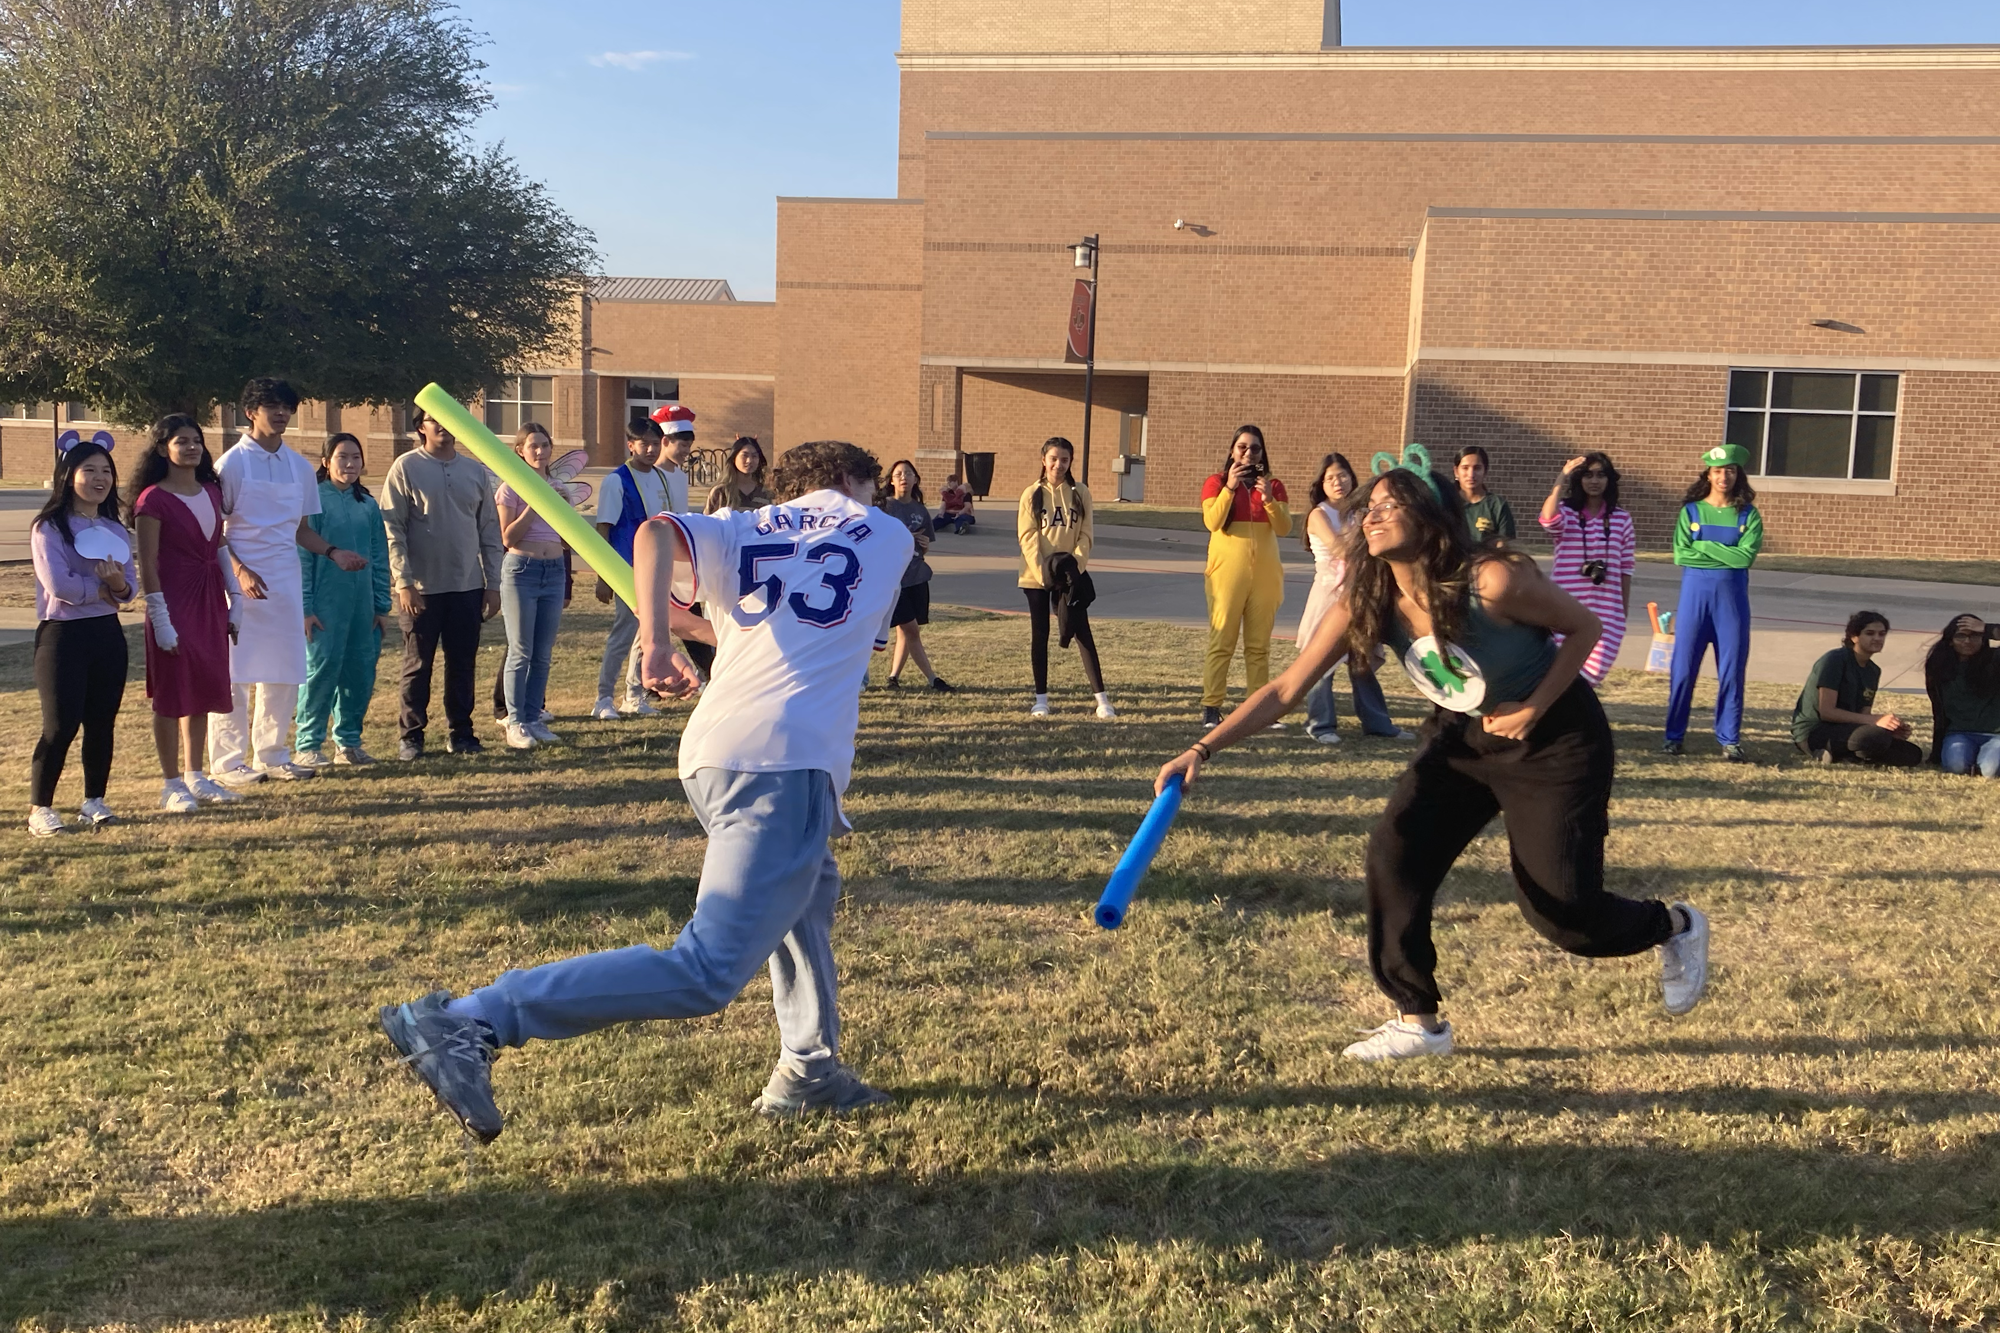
[10,1,1998,556]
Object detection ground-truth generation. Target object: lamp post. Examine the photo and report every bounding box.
[1073,234,1099,486]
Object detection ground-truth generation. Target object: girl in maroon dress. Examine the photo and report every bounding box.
[129,414,243,812]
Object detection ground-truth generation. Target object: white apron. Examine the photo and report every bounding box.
[228,470,310,684]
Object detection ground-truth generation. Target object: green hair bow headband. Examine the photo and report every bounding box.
[1370,442,1442,501]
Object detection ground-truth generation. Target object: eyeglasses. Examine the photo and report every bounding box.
[1362,500,1404,524]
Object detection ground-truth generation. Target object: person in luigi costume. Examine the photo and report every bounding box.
[1662,443,1764,761]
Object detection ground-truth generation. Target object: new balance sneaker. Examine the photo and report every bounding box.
[78,797,119,826]
[160,780,200,815]
[526,721,561,745]
[27,806,64,838]
[502,721,536,750]
[378,991,504,1143]
[212,763,265,788]
[1659,901,1710,1015]
[185,772,245,803]
[335,746,376,766]
[291,749,332,770]
[1342,1019,1454,1062]
[591,697,621,721]
[262,760,317,781]
[621,695,659,718]
[753,1062,892,1119]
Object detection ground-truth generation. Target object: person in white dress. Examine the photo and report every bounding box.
[1298,453,1412,744]
[209,379,368,787]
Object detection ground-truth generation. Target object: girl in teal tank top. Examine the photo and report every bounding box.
[1155,454,1710,1062]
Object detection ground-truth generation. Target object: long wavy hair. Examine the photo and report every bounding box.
[38,441,122,550]
[1340,465,1510,657]
[1926,614,2000,696]
[1561,451,1622,514]
[1681,463,1756,508]
[125,414,217,518]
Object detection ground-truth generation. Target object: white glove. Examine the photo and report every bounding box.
[145,591,179,651]
[226,592,242,634]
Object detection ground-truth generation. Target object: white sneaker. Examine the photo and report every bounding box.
[621,695,659,718]
[27,806,64,837]
[79,797,119,826]
[1311,730,1343,746]
[503,721,537,750]
[526,721,560,744]
[1342,1019,1454,1062]
[591,697,620,720]
[261,761,317,781]
[185,772,245,803]
[292,749,331,769]
[160,780,200,814]
[1267,720,1288,731]
[1659,901,1710,1015]
[1096,700,1119,720]
[212,764,265,789]
[334,746,375,767]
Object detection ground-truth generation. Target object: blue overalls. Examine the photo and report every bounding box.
[1664,504,1752,747]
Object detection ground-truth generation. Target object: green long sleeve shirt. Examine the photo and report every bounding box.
[1672,501,1763,570]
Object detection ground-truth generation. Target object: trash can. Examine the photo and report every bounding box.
[963,451,996,498]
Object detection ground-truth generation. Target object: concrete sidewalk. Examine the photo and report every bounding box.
[927,520,1999,694]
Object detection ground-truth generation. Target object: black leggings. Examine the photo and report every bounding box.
[31,615,128,807]
[1804,722,1923,767]
[1025,588,1104,694]
[1364,680,1676,1015]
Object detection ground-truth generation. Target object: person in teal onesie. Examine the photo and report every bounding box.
[1662,443,1764,761]
[294,433,391,766]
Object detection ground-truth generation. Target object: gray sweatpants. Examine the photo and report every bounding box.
[597,596,644,704]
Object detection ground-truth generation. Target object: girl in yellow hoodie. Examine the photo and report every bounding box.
[1018,437,1115,719]
[1200,425,1291,725]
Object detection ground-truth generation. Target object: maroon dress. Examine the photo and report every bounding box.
[136,482,233,717]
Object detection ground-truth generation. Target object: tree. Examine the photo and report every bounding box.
[0,0,598,424]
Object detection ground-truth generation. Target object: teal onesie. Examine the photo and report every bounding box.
[295,478,392,752]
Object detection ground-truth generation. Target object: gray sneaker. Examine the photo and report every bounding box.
[378,991,504,1143]
[752,1061,891,1119]
[1659,901,1710,1015]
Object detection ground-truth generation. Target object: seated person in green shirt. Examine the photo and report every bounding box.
[1924,613,2000,776]
[1454,446,1515,549]
[1793,610,1922,767]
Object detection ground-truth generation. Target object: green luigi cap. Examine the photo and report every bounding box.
[1701,443,1751,469]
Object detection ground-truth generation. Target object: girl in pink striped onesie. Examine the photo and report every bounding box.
[1538,453,1635,684]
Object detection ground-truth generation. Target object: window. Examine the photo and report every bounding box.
[484,376,554,436]
[64,402,99,423]
[3,402,53,419]
[626,377,680,430]
[1725,369,1899,481]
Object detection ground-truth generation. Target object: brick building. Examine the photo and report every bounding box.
[12,1,1998,556]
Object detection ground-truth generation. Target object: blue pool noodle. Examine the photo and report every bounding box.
[1095,773,1185,930]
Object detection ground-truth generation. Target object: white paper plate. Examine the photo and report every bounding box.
[73,527,132,565]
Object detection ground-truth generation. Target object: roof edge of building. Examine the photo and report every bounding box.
[897,44,2000,72]
[776,196,926,205]
[1428,206,2000,223]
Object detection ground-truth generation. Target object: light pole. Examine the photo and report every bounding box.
[1073,234,1099,486]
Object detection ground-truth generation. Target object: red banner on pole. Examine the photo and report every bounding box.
[1064,278,1095,363]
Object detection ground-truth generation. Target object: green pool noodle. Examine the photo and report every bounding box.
[412,383,638,609]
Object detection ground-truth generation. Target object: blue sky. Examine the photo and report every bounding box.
[469,1,2000,299]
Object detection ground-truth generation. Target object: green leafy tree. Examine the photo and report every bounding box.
[0,0,597,424]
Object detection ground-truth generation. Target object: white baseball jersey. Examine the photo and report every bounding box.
[663,489,913,796]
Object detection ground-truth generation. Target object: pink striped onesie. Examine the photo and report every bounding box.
[1539,504,1635,684]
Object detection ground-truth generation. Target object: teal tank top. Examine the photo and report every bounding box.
[1384,592,1558,717]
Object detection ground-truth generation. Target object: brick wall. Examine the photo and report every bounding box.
[1144,371,1407,507]
[775,199,924,459]
[957,371,1148,501]
[900,0,1325,56]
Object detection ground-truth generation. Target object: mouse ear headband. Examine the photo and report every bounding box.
[1369,442,1440,501]
[56,430,115,455]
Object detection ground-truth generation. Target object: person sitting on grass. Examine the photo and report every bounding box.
[1925,614,2000,776]
[1792,610,1921,767]
[937,472,976,534]
[1156,450,1709,1062]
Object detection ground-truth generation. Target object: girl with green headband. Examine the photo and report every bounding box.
[1154,445,1709,1062]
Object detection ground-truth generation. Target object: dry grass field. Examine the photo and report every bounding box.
[5,605,2000,1330]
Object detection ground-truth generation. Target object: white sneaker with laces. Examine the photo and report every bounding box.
[185,772,245,803]
[1342,1019,1454,1062]
[334,746,375,767]
[261,761,317,781]
[622,695,659,718]
[526,721,560,744]
[292,749,331,769]
[503,721,537,750]
[160,780,200,814]
[591,697,620,721]
[1658,901,1710,1015]
[27,806,64,837]
[79,797,119,826]
[212,764,265,789]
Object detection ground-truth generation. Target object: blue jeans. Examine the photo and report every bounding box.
[1307,658,1398,738]
[1665,565,1751,745]
[500,554,564,726]
[1941,731,2000,777]
[470,768,843,1078]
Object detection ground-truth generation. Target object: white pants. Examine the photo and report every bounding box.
[208,682,301,772]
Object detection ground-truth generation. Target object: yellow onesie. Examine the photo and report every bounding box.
[1201,474,1292,708]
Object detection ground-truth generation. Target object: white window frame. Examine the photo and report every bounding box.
[624,376,682,431]
[484,375,554,436]
[1726,368,1900,487]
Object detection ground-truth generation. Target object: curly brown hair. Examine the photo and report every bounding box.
[772,440,881,503]
[1339,466,1530,658]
